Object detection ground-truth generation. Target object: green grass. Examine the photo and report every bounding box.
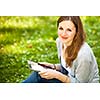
[0,16,100,82]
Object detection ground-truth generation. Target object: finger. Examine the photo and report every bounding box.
[39,73,48,79]
[39,71,46,75]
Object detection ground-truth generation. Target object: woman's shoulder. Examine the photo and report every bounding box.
[77,42,94,61]
[56,38,62,49]
[56,38,62,58]
[56,37,60,43]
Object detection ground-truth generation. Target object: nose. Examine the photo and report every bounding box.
[62,30,67,36]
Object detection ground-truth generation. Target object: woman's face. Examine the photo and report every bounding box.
[58,20,76,46]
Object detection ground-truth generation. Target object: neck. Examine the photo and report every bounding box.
[63,44,67,50]
[64,40,73,47]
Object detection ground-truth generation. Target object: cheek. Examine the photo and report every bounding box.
[58,32,62,38]
[70,33,76,40]
[58,30,62,35]
[58,31,62,37]
[72,32,76,37]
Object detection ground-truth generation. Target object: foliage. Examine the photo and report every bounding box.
[0,16,100,82]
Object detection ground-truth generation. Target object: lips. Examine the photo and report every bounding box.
[61,36,68,39]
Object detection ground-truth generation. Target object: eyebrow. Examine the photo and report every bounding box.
[59,26,73,30]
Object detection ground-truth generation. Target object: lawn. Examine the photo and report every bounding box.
[0,16,100,82]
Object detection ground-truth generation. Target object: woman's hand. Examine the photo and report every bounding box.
[39,68,70,83]
[39,69,59,79]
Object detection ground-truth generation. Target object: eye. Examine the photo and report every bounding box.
[59,27,63,30]
[67,28,72,32]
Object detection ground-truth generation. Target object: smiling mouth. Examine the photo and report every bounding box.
[61,36,68,39]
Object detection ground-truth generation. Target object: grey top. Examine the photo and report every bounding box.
[56,38,99,83]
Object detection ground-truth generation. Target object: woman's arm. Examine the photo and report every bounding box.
[55,56,91,83]
[39,68,70,83]
[54,71,71,83]
[69,55,91,83]
[53,64,62,71]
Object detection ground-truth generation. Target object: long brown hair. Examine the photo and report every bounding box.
[57,16,86,67]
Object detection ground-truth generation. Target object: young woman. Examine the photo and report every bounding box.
[23,16,99,83]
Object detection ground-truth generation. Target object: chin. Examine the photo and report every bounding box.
[62,40,72,46]
[61,39,67,44]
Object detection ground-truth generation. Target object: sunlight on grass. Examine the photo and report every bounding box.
[0,16,100,82]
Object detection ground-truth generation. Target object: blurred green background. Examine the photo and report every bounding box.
[0,16,100,83]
